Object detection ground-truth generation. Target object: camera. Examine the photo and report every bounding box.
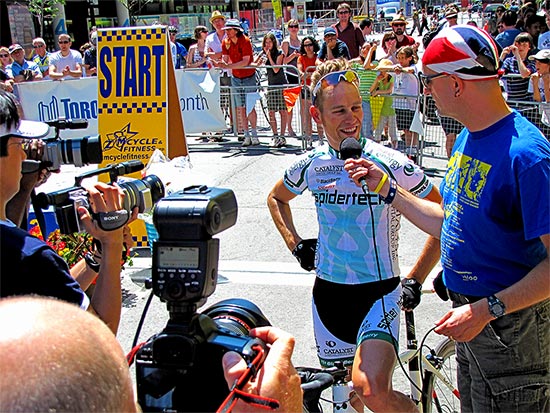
[42,118,103,171]
[21,69,34,81]
[36,160,164,234]
[135,186,271,412]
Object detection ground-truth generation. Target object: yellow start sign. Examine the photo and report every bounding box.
[97,26,188,248]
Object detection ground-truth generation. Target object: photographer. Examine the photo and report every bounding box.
[0,90,131,333]
[5,44,42,83]
[0,296,303,413]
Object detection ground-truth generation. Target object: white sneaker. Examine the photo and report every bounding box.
[242,136,252,147]
[251,136,260,146]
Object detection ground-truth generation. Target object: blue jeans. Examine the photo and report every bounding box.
[453,296,550,412]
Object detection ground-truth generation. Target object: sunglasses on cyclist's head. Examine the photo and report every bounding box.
[312,70,360,105]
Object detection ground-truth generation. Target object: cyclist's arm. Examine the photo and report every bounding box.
[267,179,301,251]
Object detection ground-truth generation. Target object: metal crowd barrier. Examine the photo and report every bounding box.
[195,66,550,165]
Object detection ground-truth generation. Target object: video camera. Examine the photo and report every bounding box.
[41,118,103,171]
[36,160,164,234]
[135,185,271,412]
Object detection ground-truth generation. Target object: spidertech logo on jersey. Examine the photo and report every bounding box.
[314,189,382,206]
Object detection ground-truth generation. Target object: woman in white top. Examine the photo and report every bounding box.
[187,25,210,68]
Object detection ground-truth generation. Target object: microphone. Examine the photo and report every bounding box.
[339,138,369,194]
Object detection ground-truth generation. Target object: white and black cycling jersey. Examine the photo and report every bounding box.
[283,138,433,284]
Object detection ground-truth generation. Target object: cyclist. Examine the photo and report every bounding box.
[267,59,442,412]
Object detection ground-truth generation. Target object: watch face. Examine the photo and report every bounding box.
[489,296,506,317]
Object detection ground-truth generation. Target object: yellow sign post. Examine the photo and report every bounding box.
[97,26,188,247]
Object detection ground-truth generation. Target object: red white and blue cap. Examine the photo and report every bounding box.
[422,25,500,80]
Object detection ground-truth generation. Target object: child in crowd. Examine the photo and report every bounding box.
[392,46,419,157]
[350,42,377,141]
[370,59,398,148]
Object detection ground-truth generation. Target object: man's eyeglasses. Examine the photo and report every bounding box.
[33,44,45,49]
[338,10,350,14]
[3,136,31,150]
[419,72,449,88]
[393,23,406,27]
[288,24,299,28]
[312,70,360,105]
[58,40,70,44]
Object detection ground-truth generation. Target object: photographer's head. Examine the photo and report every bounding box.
[0,296,137,412]
[309,59,362,150]
[0,91,49,216]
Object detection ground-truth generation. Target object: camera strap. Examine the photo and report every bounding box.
[217,345,280,413]
[92,210,129,231]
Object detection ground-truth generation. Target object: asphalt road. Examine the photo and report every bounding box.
[97,137,453,411]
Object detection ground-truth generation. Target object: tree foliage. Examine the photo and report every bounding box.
[28,0,66,36]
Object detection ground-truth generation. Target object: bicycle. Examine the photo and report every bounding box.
[298,293,460,413]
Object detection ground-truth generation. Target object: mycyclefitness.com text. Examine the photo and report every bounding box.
[102,152,150,162]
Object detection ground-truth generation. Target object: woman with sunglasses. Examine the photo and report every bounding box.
[297,36,323,149]
[282,19,302,138]
[260,32,289,147]
[187,25,210,69]
[380,32,398,64]
[268,59,441,413]
[0,47,12,72]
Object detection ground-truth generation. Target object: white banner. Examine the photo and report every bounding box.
[15,78,98,139]
[175,69,226,133]
[15,70,227,137]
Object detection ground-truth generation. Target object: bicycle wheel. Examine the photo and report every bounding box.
[421,338,459,413]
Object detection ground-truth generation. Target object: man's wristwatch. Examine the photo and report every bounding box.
[487,295,506,318]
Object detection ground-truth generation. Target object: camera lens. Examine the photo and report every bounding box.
[59,136,103,167]
[119,175,165,213]
[202,298,271,336]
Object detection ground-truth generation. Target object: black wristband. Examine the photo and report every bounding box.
[380,179,397,204]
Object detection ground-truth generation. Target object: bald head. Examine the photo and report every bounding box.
[0,296,136,412]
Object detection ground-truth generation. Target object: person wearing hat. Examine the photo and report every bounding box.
[0,90,134,335]
[317,26,350,61]
[168,26,188,69]
[5,44,42,83]
[213,18,259,146]
[390,16,417,50]
[345,24,550,413]
[205,10,232,139]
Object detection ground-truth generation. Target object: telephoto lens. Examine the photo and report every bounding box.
[202,298,272,334]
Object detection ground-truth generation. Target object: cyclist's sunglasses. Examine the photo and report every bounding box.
[311,70,360,105]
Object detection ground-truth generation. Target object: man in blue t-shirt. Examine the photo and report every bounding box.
[0,90,130,334]
[345,25,550,412]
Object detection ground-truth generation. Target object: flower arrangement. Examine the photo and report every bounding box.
[29,220,94,268]
[29,220,134,269]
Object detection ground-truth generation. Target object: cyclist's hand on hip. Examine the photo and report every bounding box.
[292,238,317,271]
[401,278,422,310]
